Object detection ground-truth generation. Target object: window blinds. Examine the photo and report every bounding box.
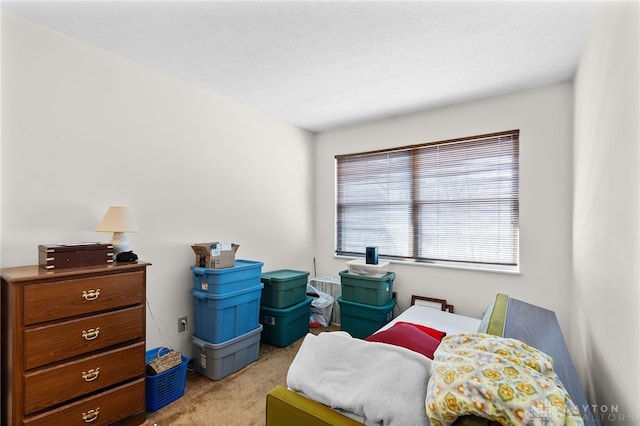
[336,130,519,267]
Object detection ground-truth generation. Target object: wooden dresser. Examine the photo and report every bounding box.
[1,261,151,426]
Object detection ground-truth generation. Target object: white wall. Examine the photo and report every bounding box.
[573,1,639,423]
[0,13,316,356]
[4,7,638,415]
[315,83,575,330]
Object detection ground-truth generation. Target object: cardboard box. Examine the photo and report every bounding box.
[191,242,239,269]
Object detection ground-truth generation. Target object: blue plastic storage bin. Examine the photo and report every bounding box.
[192,283,263,343]
[191,259,264,294]
[192,325,262,380]
[145,348,189,411]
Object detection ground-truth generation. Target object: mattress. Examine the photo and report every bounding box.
[376,304,481,336]
[300,305,482,425]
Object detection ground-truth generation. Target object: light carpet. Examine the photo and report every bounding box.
[144,326,335,426]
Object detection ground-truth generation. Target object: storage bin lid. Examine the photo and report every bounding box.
[191,283,263,300]
[339,270,396,281]
[191,324,263,350]
[261,269,309,282]
[191,259,263,274]
[259,296,313,314]
[337,296,396,310]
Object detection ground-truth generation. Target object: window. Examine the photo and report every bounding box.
[335,130,519,270]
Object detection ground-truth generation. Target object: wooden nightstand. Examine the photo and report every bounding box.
[1,261,151,426]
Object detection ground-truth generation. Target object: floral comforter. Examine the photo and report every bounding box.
[426,333,584,426]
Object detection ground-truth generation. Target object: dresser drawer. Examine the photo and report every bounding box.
[24,271,144,325]
[22,378,145,426]
[23,342,145,415]
[24,306,144,370]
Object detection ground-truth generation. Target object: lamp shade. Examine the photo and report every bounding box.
[96,206,140,232]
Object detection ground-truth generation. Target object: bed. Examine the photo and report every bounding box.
[266,293,598,426]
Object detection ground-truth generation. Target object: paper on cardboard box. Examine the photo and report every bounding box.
[191,242,239,269]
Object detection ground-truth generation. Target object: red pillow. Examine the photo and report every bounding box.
[365,322,442,359]
[394,321,447,341]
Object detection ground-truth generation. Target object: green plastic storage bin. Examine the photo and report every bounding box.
[338,297,395,339]
[260,296,312,347]
[260,269,309,308]
[338,270,395,306]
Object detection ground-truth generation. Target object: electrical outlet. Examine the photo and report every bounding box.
[178,316,188,333]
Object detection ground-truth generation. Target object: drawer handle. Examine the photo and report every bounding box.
[82,289,100,301]
[82,407,100,423]
[82,327,100,341]
[82,367,100,382]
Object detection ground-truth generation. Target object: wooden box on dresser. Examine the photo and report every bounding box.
[1,261,151,426]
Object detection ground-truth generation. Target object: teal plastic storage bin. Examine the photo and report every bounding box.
[338,297,395,339]
[260,296,312,347]
[145,348,189,411]
[338,270,395,306]
[260,269,309,308]
[192,325,262,380]
[192,283,263,344]
[191,259,264,294]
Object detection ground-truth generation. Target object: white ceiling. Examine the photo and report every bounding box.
[2,1,597,132]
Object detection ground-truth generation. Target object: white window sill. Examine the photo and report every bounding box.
[334,255,521,275]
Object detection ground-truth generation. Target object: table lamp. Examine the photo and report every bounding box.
[96,206,140,255]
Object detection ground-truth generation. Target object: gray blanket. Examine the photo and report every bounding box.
[286,331,432,426]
